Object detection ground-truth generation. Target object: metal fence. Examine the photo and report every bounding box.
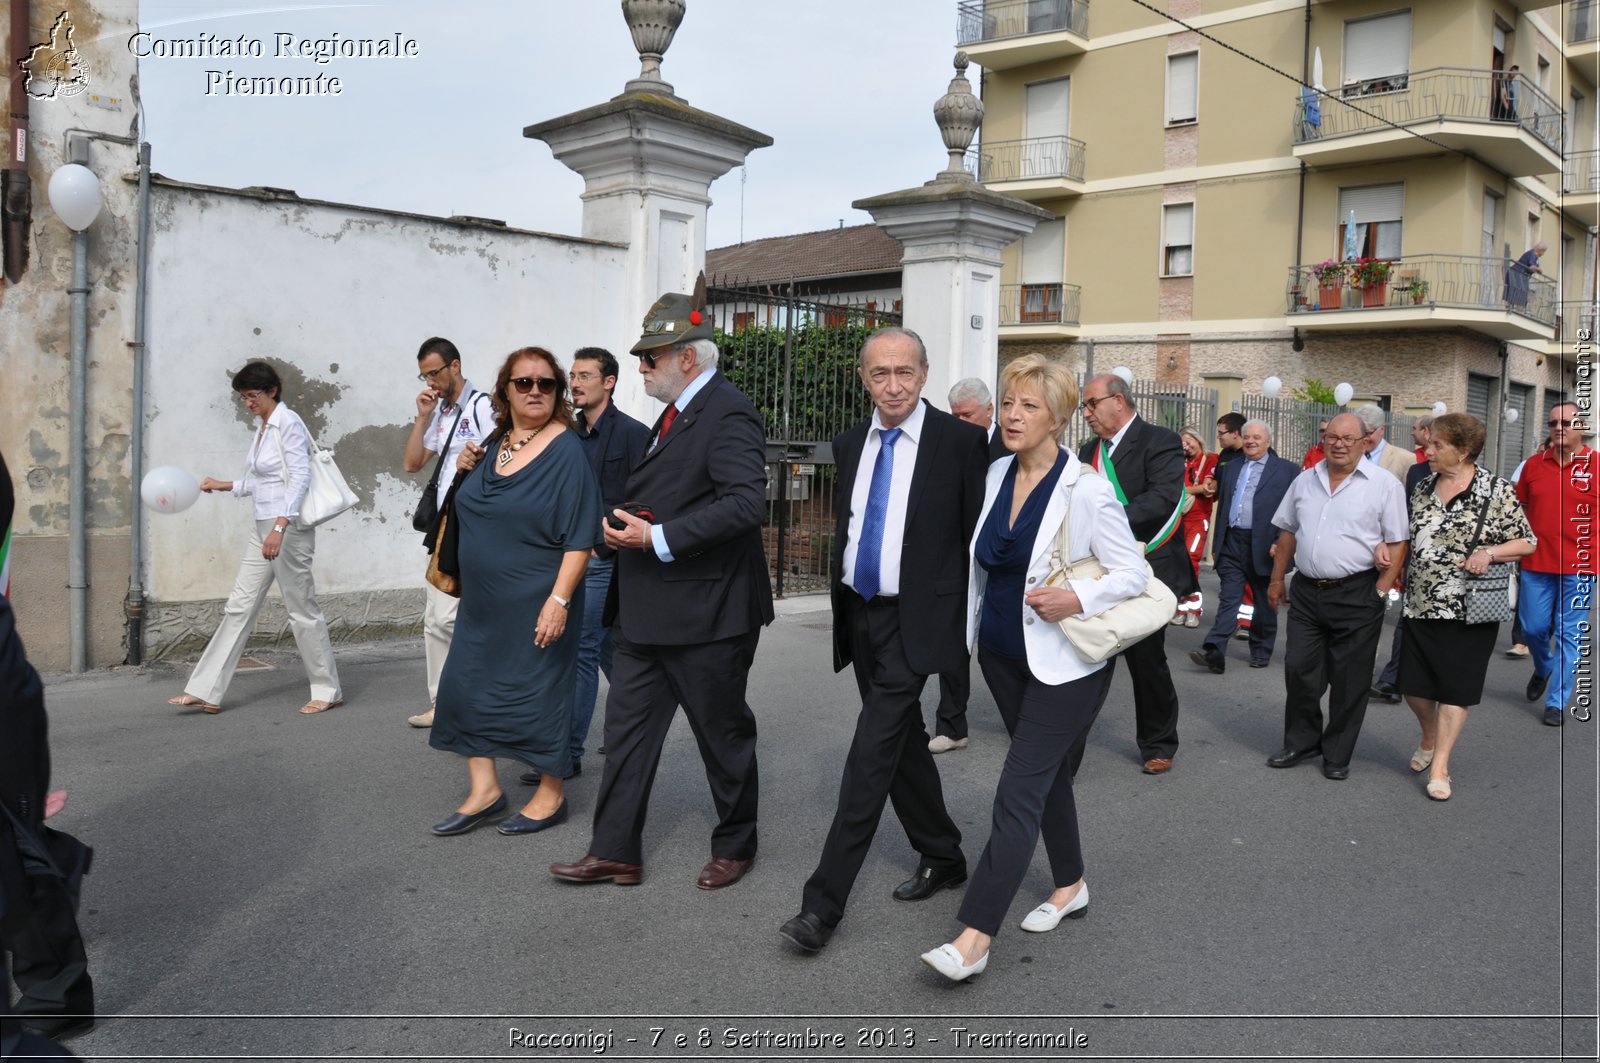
[1061,379,1219,453]
[1235,395,1418,466]
[1285,252,1559,329]
[1571,0,1598,44]
[1556,300,1600,347]
[1566,149,1599,195]
[956,0,1089,44]
[968,135,1087,184]
[1291,66,1564,153]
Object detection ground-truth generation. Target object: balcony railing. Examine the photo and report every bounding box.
[1285,253,1558,328]
[999,282,1081,326]
[968,136,1087,184]
[1554,301,1600,345]
[1566,149,1600,194]
[956,0,1088,44]
[1292,67,1564,155]
[1571,0,1598,44]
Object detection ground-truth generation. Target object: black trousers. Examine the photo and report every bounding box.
[1,872,93,1024]
[934,658,970,740]
[958,650,1112,937]
[1065,623,1180,772]
[1282,572,1387,768]
[1377,614,1405,687]
[1203,528,1278,662]
[588,629,761,866]
[801,598,963,927]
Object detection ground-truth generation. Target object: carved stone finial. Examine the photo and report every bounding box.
[933,51,983,183]
[622,0,686,98]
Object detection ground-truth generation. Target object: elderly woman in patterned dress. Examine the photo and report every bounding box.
[1396,413,1534,801]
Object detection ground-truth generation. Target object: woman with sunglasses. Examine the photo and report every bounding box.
[166,360,344,715]
[427,347,602,837]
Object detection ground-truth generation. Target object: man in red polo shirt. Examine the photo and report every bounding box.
[1516,401,1595,727]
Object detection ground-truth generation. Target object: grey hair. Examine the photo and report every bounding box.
[1415,414,1434,430]
[1101,373,1134,405]
[1354,405,1386,433]
[862,326,928,366]
[683,338,719,369]
[1534,241,1549,254]
[949,377,991,407]
[1242,418,1274,444]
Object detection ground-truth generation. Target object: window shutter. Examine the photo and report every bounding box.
[1339,183,1404,224]
[1466,374,1493,425]
[1344,12,1411,84]
[1167,53,1198,122]
[1164,203,1194,246]
[1025,79,1071,139]
[1021,219,1065,283]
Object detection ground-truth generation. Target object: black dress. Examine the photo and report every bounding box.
[430,430,601,774]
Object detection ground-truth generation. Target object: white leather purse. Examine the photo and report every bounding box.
[275,425,358,527]
[1041,495,1177,664]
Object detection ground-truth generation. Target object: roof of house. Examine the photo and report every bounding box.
[706,224,902,287]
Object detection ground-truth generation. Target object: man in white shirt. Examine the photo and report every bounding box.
[401,337,496,728]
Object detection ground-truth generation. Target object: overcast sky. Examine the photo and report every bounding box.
[135,0,961,249]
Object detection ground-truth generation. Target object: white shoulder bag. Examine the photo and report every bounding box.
[275,423,358,527]
[1041,490,1178,664]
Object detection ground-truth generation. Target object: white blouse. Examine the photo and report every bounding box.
[231,404,313,521]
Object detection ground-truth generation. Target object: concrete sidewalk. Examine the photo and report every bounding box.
[26,574,1598,1061]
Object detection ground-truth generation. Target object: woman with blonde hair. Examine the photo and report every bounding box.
[920,354,1147,981]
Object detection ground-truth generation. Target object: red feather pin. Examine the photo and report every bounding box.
[689,310,703,325]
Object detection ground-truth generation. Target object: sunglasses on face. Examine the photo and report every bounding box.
[510,376,558,396]
[1549,418,1585,428]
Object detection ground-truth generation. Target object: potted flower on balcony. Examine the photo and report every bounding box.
[1349,257,1394,307]
[1399,276,1430,305]
[1311,259,1346,309]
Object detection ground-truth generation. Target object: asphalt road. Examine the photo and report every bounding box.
[23,573,1599,1062]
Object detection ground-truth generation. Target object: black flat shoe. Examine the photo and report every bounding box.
[893,861,968,901]
[1322,763,1350,781]
[498,802,569,835]
[778,911,835,953]
[1527,673,1550,703]
[431,793,508,836]
[1266,746,1321,769]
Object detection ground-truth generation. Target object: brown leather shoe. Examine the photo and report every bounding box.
[549,854,642,885]
[1142,757,1173,775]
[697,856,754,890]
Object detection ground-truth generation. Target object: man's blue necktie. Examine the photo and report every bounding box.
[854,427,902,601]
[1232,460,1255,526]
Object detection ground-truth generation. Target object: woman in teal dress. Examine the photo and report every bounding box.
[429,347,601,837]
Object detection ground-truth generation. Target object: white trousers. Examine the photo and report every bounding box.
[184,519,342,707]
[422,579,459,708]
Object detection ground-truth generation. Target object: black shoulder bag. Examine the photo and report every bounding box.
[412,392,473,534]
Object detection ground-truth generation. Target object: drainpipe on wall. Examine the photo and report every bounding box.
[1291,0,1311,355]
[125,142,151,663]
[66,136,88,672]
[3,0,32,283]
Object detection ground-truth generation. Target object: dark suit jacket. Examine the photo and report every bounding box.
[1404,460,1432,514]
[830,401,988,677]
[605,371,775,645]
[1211,449,1299,575]
[577,402,652,561]
[1077,416,1199,598]
[985,426,1010,463]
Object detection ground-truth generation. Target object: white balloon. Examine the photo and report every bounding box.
[1432,401,1447,417]
[1263,375,1283,399]
[1505,406,1519,423]
[1334,382,1354,406]
[47,164,102,232]
[141,466,200,514]
[1111,365,1134,386]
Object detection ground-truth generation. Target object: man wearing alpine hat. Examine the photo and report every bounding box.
[551,275,775,891]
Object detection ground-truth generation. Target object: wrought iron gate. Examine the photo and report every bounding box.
[710,278,900,597]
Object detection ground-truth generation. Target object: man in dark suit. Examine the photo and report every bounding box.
[550,283,774,892]
[778,328,988,953]
[521,347,652,785]
[928,377,1007,755]
[1190,419,1298,673]
[1070,373,1197,776]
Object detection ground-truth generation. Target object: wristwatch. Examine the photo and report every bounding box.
[272,520,289,534]
[550,593,571,610]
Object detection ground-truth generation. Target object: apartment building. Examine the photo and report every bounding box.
[964,0,1599,469]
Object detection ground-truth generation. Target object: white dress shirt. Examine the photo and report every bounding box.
[647,366,716,564]
[1270,461,1409,578]
[422,379,496,508]
[841,400,926,598]
[233,403,313,521]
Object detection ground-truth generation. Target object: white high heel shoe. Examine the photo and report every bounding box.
[920,943,988,982]
[1019,882,1089,932]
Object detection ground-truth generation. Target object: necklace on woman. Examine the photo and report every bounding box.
[498,423,546,467]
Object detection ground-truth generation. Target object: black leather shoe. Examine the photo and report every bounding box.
[778,911,834,953]
[1249,659,1270,669]
[20,1014,95,1040]
[1543,707,1565,727]
[893,861,967,901]
[1189,649,1225,674]
[497,801,568,835]
[519,762,580,786]
[431,793,508,836]
[1527,673,1550,703]
[1266,746,1321,769]
[1321,763,1350,781]
[1369,681,1401,703]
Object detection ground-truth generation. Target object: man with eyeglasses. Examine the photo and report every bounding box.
[551,280,773,892]
[518,348,650,786]
[401,337,496,728]
[1266,412,1408,780]
[1355,405,1416,484]
[1070,374,1195,776]
[1515,402,1595,726]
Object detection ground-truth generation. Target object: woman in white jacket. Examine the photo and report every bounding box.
[921,354,1146,982]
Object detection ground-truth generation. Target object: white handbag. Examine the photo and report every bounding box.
[1041,494,1178,664]
[275,425,358,527]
